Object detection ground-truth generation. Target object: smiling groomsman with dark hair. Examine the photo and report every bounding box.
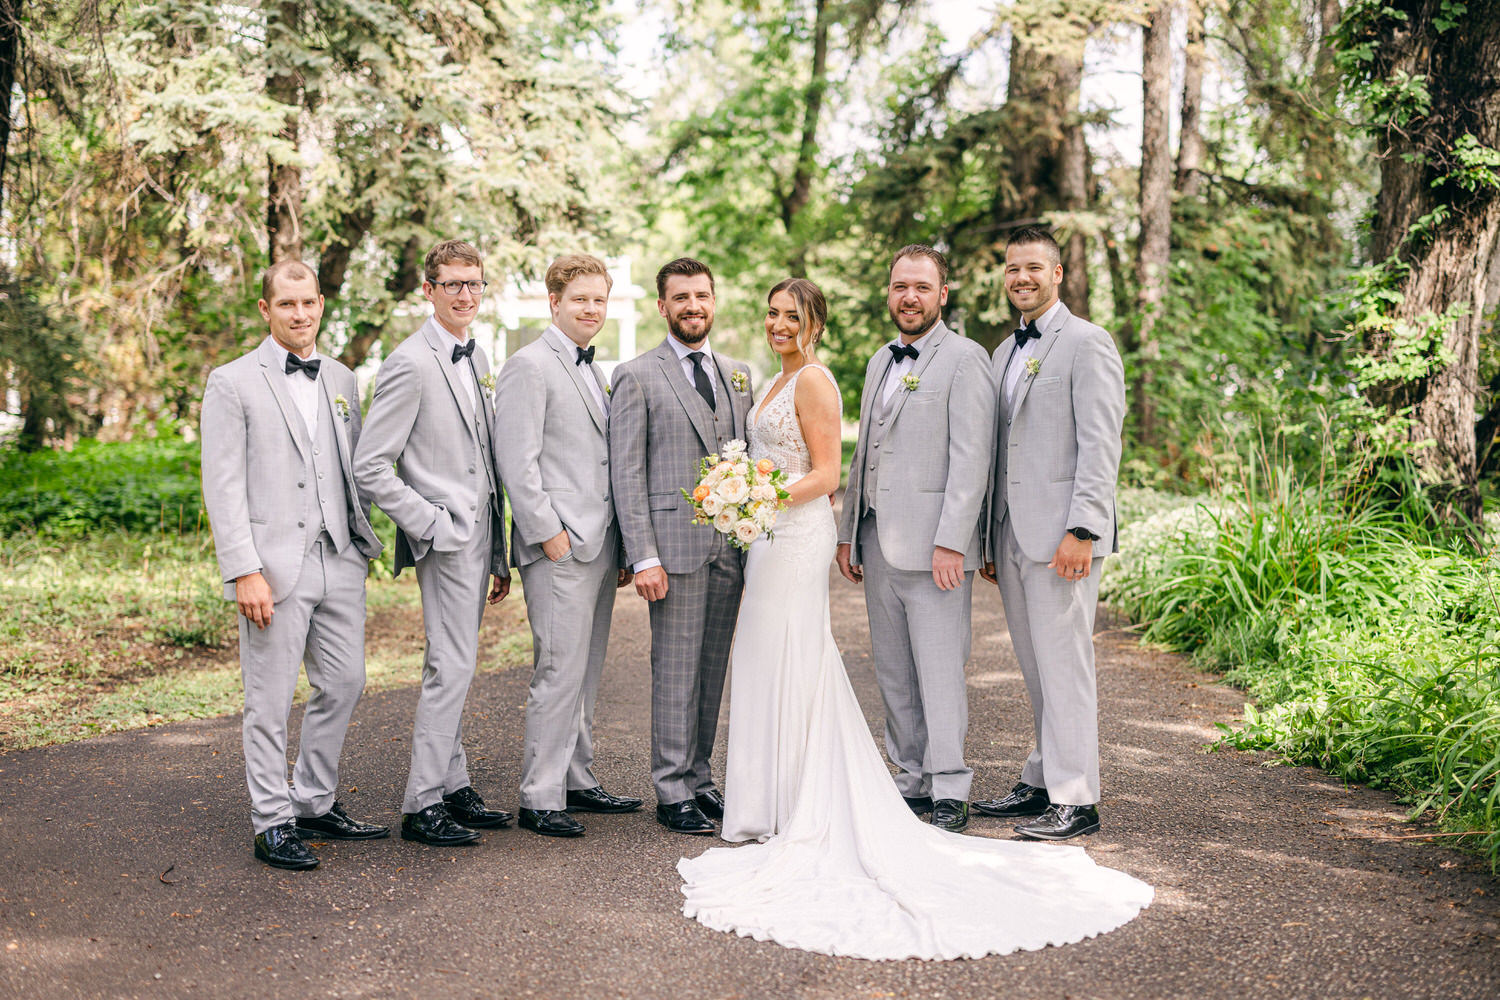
[494,253,640,838]
[354,239,514,848]
[837,244,997,835]
[609,257,755,836]
[977,225,1126,841]
[201,259,388,870]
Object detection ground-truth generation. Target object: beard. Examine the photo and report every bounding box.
[889,300,941,337]
[667,310,713,345]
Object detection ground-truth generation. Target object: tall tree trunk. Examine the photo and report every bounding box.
[1361,2,1500,529]
[1176,0,1205,198]
[781,0,828,274]
[1135,2,1173,446]
[0,0,20,215]
[265,0,304,264]
[1057,52,1091,318]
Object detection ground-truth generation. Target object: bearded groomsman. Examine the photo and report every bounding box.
[609,258,755,835]
[837,244,997,834]
[977,226,1125,841]
[201,259,388,870]
[354,239,513,847]
[494,254,639,838]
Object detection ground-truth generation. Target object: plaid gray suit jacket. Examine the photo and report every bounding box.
[609,337,754,575]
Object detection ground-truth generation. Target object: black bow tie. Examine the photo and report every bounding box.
[451,340,476,363]
[285,353,320,380]
[575,345,595,365]
[1014,322,1041,346]
[888,343,919,362]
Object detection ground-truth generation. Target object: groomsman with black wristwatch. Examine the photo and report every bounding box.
[978,226,1126,841]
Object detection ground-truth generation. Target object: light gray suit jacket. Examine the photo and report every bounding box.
[201,338,381,603]
[987,302,1125,564]
[609,337,754,575]
[353,318,508,577]
[493,332,618,568]
[839,322,997,572]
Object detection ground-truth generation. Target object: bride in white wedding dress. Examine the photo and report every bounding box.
[676,278,1153,961]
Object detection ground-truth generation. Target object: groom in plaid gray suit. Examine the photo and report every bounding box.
[609,258,755,835]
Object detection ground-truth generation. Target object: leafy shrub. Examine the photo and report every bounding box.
[1105,467,1500,869]
[0,431,204,535]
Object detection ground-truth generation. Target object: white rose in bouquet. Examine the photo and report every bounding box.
[733,519,761,546]
[713,509,737,533]
[719,476,750,504]
[753,503,777,531]
[702,494,723,516]
[749,483,776,502]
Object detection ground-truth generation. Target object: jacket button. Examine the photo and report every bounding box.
[469,503,477,511]
[297,520,305,528]
[469,467,476,474]
[297,482,305,488]
[872,442,880,449]
[600,459,608,466]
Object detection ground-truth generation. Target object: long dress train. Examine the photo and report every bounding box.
[676,364,1153,961]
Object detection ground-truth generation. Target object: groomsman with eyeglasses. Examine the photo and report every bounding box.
[354,239,514,847]
[201,259,388,870]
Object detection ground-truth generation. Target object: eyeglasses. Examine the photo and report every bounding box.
[432,280,488,295]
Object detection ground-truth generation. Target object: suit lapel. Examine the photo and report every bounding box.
[422,319,481,447]
[1011,304,1069,415]
[711,352,748,438]
[257,339,312,464]
[657,339,717,452]
[320,372,359,506]
[884,323,948,426]
[548,331,606,434]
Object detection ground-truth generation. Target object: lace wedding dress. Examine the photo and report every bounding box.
[676,364,1153,961]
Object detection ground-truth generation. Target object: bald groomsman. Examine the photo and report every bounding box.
[355,239,513,847]
[495,253,639,838]
[202,259,387,870]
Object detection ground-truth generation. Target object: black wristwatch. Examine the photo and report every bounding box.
[1069,526,1098,541]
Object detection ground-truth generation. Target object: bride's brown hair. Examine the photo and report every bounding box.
[767,277,828,354]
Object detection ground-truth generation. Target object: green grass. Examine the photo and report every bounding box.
[0,529,531,749]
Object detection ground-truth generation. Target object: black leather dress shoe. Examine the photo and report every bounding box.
[971,782,1050,819]
[295,801,390,840]
[254,823,319,870]
[903,795,934,815]
[694,788,726,820]
[930,799,970,833]
[442,786,512,829]
[401,803,481,846]
[519,808,586,837]
[566,786,643,814]
[1015,804,1100,841]
[656,799,716,835]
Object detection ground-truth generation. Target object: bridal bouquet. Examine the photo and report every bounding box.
[683,439,790,550]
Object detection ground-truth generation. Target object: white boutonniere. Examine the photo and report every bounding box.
[730,370,749,393]
[901,373,921,392]
[334,394,350,420]
[1025,358,1042,378]
[479,372,496,398]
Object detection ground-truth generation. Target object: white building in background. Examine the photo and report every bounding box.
[472,255,647,379]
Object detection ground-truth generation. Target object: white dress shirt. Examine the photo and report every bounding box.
[669,335,718,403]
[546,324,608,415]
[880,323,939,405]
[267,338,321,438]
[1004,299,1063,409]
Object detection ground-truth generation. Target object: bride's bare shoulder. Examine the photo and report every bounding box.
[794,365,842,417]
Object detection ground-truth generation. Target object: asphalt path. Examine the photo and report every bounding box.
[2,549,1498,999]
